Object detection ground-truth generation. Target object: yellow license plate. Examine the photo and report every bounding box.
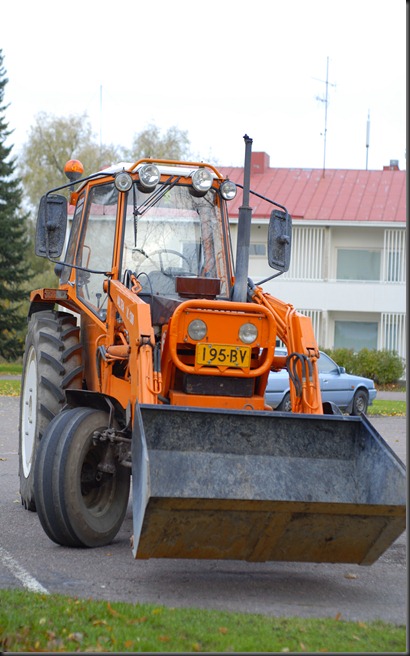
[196,343,251,368]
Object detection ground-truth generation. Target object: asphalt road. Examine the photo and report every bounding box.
[0,396,406,625]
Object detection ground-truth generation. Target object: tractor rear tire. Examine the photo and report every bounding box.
[19,310,83,511]
[34,406,130,548]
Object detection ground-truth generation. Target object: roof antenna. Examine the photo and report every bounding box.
[99,84,103,155]
[315,56,336,178]
[366,110,370,170]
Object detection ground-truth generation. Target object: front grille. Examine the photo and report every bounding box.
[183,374,254,397]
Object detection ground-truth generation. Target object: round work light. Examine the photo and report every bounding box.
[187,319,207,341]
[238,322,258,344]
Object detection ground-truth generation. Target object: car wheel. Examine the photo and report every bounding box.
[277,392,291,412]
[351,389,369,416]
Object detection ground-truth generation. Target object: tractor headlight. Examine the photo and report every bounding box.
[220,180,237,200]
[192,168,213,193]
[188,319,207,341]
[114,171,133,192]
[239,322,258,344]
[139,164,160,190]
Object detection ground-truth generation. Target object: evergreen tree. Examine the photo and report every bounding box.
[0,50,31,360]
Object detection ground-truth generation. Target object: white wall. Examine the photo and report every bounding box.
[229,220,406,369]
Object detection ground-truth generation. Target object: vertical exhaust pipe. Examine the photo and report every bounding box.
[232,135,253,302]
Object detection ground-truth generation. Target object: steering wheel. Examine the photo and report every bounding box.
[134,248,194,276]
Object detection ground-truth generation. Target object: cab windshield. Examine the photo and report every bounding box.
[122,183,231,298]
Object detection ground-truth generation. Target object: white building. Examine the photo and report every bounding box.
[220,153,406,368]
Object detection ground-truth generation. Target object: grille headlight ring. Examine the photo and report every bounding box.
[188,319,207,341]
[239,322,258,344]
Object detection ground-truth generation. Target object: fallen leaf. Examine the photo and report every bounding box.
[152,607,163,615]
[357,621,367,629]
[219,627,228,634]
[68,632,83,643]
[128,616,147,624]
[334,612,342,621]
[300,642,307,651]
[107,601,120,617]
[344,572,358,579]
[192,643,202,652]
[124,640,134,648]
[159,635,170,642]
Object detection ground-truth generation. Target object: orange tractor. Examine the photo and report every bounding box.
[19,136,405,563]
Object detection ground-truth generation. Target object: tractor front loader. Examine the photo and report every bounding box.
[19,136,406,564]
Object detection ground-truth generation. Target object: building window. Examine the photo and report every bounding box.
[249,243,266,257]
[336,249,381,281]
[298,309,322,341]
[334,321,378,351]
[283,227,324,280]
[383,229,406,283]
[276,309,322,349]
[380,313,406,362]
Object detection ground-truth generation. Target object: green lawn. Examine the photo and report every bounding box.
[0,362,22,375]
[0,379,20,396]
[0,589,405,653]
[367,399,406,416]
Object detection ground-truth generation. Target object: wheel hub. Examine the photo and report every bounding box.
[21,347,38,478]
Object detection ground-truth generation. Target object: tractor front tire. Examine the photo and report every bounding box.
[34,406,131,547]
[19,310,83,511]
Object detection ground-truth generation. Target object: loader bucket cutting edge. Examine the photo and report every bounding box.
[131,404,406,565]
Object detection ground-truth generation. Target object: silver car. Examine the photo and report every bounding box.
[265,349,377,415]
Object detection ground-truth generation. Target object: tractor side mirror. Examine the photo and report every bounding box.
[35,194,68,259]
[267,209,292,273]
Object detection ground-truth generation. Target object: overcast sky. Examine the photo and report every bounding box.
[1,0,406,171]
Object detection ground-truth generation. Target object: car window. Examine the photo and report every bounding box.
[317,353,339,374]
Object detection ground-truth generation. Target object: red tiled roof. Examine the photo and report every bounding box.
[218,154,406,223]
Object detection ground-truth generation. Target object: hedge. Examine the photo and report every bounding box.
[320,348,405,385]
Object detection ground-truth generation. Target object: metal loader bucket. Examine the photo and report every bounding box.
[131,404,406,564]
